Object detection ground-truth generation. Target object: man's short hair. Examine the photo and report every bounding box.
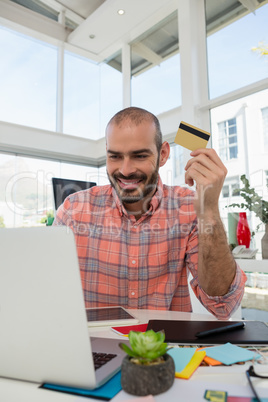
[106,107,163,153]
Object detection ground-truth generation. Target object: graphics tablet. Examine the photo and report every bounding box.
[86,306,139,327]
[147,319,268,345]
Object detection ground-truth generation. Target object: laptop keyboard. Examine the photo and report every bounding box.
[93,352,117,370]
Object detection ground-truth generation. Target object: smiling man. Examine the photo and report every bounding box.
[53,107,246,320]
[106,110,169,219]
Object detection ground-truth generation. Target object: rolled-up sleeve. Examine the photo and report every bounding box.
[190,263,247,320]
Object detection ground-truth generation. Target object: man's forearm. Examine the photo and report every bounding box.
[197,216,237,296]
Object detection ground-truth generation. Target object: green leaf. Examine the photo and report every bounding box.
[119,342,138,357]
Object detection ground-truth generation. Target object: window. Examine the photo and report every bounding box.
[172,145,184,180]
[222,176,240,199]
[212,89,268,261]
[222,185,229,198]
[0,152,101,228]
[206,4,268,99]
[0,26,57,130]
[261,107,268,152]
[131,53,181,116]
[218,118,238,161]
[130,12,181,116]
[63,51,122,140]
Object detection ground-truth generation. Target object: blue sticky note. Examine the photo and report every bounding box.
[167,347,197,372]
[201,343,260,365]
[42,371,122,399]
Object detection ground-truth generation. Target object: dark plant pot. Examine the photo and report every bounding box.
[121,354,175,396]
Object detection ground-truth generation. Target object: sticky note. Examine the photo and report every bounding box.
[167,347,196,372]
[201,343,261,366]
[204,390,228,402]
[167,348,205,379]
[197,347,222,366]
[174,121,211,151]
[175,350,206,379]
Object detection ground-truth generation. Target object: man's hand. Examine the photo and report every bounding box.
[184,148,237,297]
[184,148,227,218]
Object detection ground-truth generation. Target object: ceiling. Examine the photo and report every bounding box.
[2,0,268,75]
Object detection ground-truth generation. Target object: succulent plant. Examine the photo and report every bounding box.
[119,330,170,365]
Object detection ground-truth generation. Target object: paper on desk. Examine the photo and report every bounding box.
[201,343,261,366]
[168,348,206,378]
[111,323,148,336]
[168,347,196,372]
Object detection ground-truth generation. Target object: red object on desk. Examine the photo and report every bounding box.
[111,323,148,336]
[236,212,251,248]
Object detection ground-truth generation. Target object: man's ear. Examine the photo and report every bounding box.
[159,141,170,167]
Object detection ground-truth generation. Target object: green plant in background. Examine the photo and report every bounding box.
[227,174,268,234]
[40,210,54,225]
[119,330,171,365]
[0,215,5,228]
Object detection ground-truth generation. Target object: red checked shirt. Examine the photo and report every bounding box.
[53,177,246,320]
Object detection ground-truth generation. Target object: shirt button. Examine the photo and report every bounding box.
[131,260,136,264]
[131,292,135,296]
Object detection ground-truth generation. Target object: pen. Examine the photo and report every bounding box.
[195,322,245,338]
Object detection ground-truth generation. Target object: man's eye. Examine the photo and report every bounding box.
[109,155,120,159]
[135,154,147,159]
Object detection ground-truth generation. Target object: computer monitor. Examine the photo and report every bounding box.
[52,177,96,210]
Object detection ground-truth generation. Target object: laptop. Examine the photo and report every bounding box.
[0,226,129,389]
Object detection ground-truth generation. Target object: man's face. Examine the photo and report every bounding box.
[106,120,160,207]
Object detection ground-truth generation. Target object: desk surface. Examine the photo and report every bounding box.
[1,309,268,402]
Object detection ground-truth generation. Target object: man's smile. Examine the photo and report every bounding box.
[116,178,143,190]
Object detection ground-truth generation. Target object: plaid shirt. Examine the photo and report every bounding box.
[53,177,246,319]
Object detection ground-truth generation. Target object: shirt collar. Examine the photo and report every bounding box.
[112,176,164,217]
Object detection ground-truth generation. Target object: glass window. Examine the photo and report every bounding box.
[172,144,184,180]
[218,118,238,161]
[99,61,123,135]
[131,53,181,116]
[231,182,240,197]
[0,152,104,228]
[63,52,122,140]
[222,185,229,198]
[0,26,57,130]
[211,89,268,257]
[63,52,100,139]
[261,106,268,152]
[221,177,240,199]
[207,4,268,99]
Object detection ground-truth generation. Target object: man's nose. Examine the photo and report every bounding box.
[119,158,136,177]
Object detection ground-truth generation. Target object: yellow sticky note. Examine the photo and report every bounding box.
[174,121,211,151]
[175,350,205,379]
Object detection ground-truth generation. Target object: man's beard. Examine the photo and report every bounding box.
[107,166,159,204]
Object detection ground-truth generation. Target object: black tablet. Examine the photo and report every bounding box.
[86,306,139,327]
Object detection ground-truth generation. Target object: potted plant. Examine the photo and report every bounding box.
[119,330,175,396]
[40,210,54,226]
[227,174,268,258]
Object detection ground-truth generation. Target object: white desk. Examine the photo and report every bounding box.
[1,310,267,402]
[236,258,268,273]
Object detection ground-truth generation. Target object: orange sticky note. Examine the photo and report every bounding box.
[197,347,222,366]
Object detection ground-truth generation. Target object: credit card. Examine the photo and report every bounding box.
[174,121,211,151]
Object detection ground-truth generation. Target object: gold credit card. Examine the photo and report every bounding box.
[174,121,211,151]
